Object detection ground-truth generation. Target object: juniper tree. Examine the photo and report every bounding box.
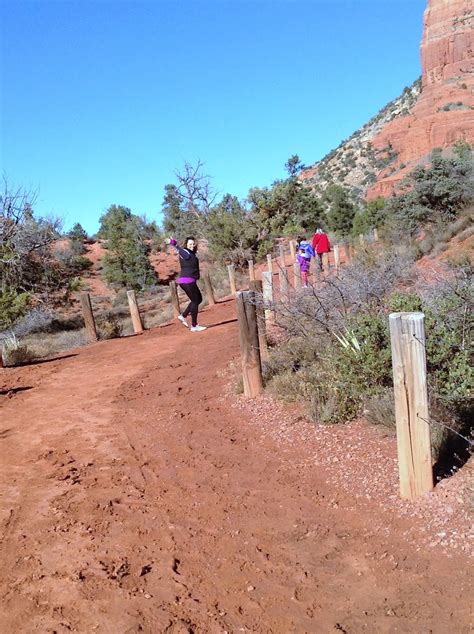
[100,206,157,290]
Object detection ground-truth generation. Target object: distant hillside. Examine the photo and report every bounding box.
[299,79,422,200]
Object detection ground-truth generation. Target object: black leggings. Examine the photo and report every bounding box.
[179,282,203,327]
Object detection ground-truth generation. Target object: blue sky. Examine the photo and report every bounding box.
[1,0,426,235]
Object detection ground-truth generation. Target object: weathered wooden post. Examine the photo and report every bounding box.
[389,312,433,500]
[169,281,181,318]
[373,227,379,242]
[127,290,144,334]
[333,244,340,272]
[202,271,215,306]
[289,240,296,260]
[311,255,320,282]
[80,292,98,342]
[279,268,289,302]
[359,233,365,247]
[293,262,302,290]
[266,253,273,274]
[248,259,255,282]
[344,240,352,263]
[227,264,237,295]
[322,252,330,272]
[279,243,286,269]
[236,290,263,398]
[261,271,274,325]
[249,279,268,363]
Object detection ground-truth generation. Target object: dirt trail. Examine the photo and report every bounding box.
[0,297,471,633]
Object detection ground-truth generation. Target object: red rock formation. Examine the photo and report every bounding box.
[367,0,473,199]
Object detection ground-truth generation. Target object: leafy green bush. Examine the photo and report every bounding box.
[67,277,84,292]
[386,145,473,235]
[206,195,257,265]
[0,288,30,330]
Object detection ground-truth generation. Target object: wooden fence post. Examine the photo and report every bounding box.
[80,292,98,342]
[373,227,379,242]
[267,253,273,274]
[344,240,352,263]
[169,281,181,318]
[261,271,274,325]
[202,271,215,306]
[359,234,365,246]
[289,240,296,260]
[236,291,263,398]
[279,243,286,269]
[293,262,302,290]
[279,268,289,302]
[249,279,268,363]
[227,264,237,295]
[389,312,433,500]
[311,255,318,283]
[323,252,330,272]
[333,244,340,272]
[248,259,255,282]
[127,290,144,334]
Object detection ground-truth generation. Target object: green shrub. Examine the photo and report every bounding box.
[68,277,84,292]
[0,288,30,330]
[386,291,422,313]
[72,255,93,271]
[386,146,473,235]
[266,257,472,463]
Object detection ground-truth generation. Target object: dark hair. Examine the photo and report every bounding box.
[184,236,197,253]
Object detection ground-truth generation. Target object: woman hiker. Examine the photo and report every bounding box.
[311,228,331,271]
[166,236,207,332]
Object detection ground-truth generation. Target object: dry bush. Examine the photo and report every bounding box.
[262,251,472,475]
[96,312,123,340]
[23,329,87,358]
[271,246,416,339]
[419,207,473,257]
[143,305,173,329]
[199,262,250,300]
[363,388,396,430]
[112,290,129,307]
[261,248,417,425]
[1,335,36,366]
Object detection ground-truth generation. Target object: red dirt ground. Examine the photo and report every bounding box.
[0,297,472,633]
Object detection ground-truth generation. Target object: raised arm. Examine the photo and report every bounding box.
[166,237,192,260]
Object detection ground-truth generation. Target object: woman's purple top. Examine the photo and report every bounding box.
[177,276,196,284]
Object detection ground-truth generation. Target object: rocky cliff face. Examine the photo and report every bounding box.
[367,0,473,199]
[301,0,473,201]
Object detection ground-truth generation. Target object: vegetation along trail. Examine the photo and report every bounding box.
[0,297,471,633]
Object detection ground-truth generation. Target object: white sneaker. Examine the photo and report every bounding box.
[177,315,189,328]
[190,325,207,332]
